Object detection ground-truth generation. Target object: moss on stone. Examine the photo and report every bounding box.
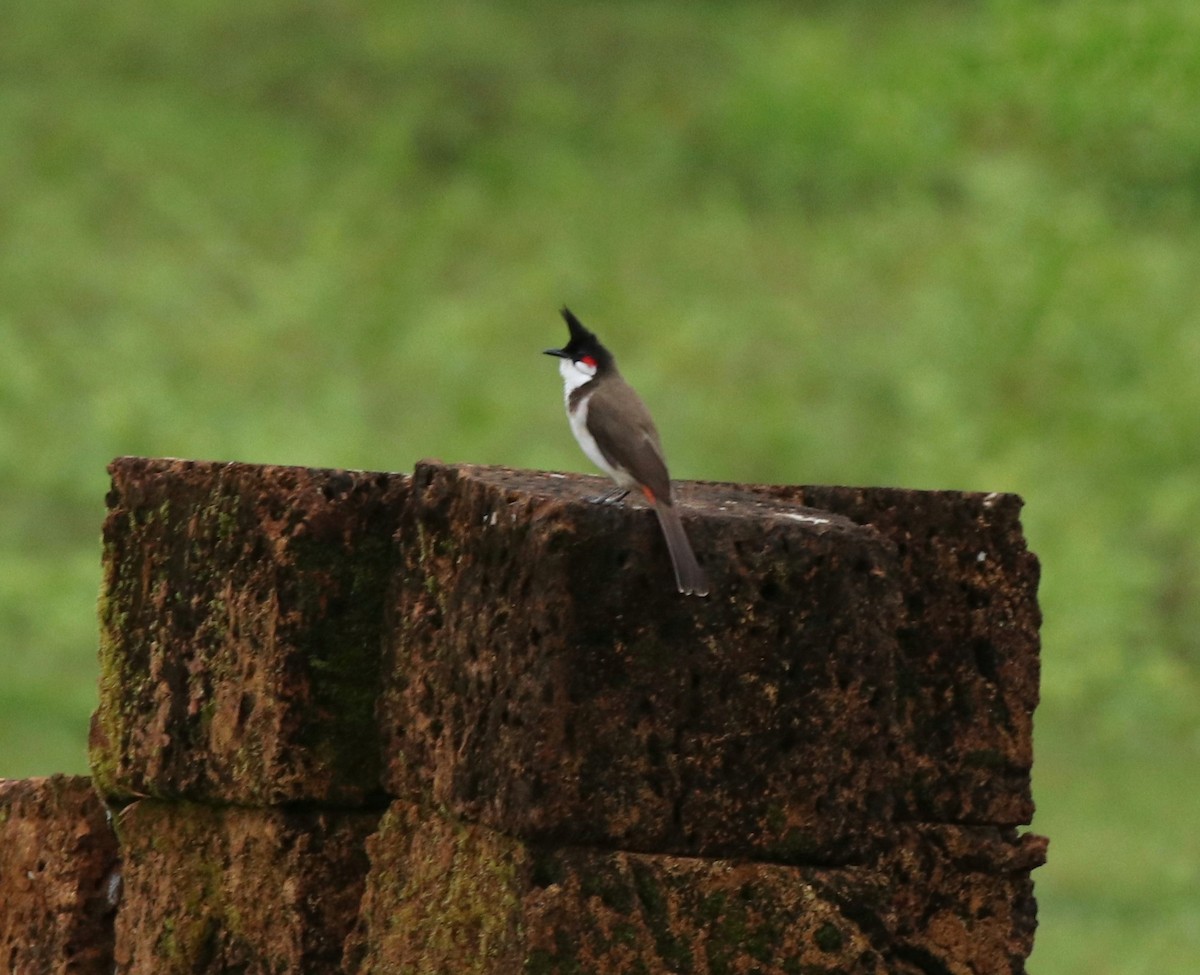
[578,860,636,916]
[814,919,846,953]
[631,860,694,973]
[362,803,527,974]
[90,539,137,797]
[291,530,395,797]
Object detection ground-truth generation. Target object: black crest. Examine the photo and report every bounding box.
[544,307,613,368]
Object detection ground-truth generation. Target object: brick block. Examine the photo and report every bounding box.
[345,800,892,975]
[90,457,409,806]
[382,462,902,864]
[764,485,1041,825]
[349,804,1046,975]
[113,800,377,974]
[0,775,119,975]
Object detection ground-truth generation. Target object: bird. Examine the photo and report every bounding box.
[543,307,709,596]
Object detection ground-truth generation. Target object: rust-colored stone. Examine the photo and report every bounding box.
[763,485,1041,825]
[347,800,892,975]
[381,462,902,864]
[113,800,377,975]
[73,458,1044,972]
[90,457,409,806]
[0,775,119,975]
[520,848,889,975]
[884,825,1048,975]
[350,803,1045,975]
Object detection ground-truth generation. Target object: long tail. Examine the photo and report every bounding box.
[652,500,709,597]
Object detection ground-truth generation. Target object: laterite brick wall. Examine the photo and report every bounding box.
[0,457,1046,973]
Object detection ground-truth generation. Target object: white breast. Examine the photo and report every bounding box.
[568,394,619,481]
[559,361,633,487]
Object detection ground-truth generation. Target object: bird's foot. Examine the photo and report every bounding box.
[588,489,630,506]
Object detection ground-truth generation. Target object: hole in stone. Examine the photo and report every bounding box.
[321,473,353,501]
[530,854,561,889]
[971,637,999,684]
[760,579,782,603]
[646,734,666,769]
[964,585,991,610]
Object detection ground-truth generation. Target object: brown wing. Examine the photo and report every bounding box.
[585,375,673,503]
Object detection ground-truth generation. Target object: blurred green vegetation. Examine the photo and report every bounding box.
[1,1,1197,970]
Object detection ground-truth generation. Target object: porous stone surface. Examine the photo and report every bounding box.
[113,800,378,975]
[349,802,1046,975]
[90,456,409,806]
[381,462,903,864]
[346,800,892,975]
[885,824,1047,975]
[762,484,1041,825]
[0,775,119,975]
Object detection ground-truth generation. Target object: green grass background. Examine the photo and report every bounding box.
[2,1,1197,970]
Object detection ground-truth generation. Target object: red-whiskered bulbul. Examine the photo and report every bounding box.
[544,308,709,597]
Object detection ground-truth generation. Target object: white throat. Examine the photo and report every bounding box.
[555,356,626,484]
[558,356,596,404]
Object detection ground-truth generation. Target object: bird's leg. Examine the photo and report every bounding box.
[589,488,630,506]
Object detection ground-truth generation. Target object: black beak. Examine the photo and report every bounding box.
[543,347,570,358]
